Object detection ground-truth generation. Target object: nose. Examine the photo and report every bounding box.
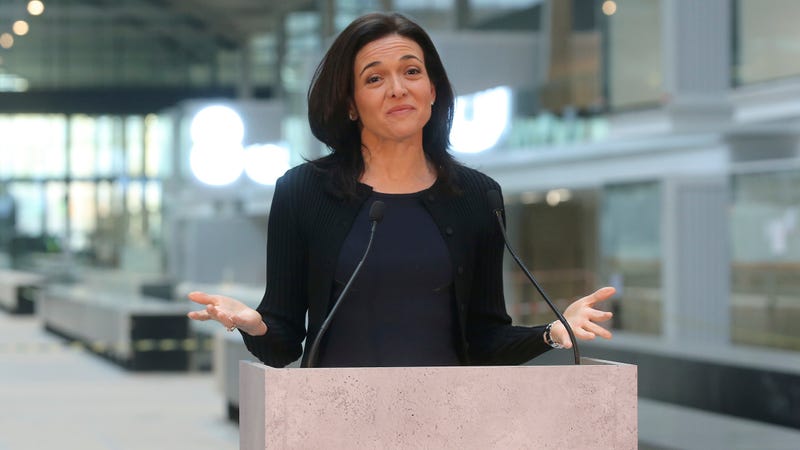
[388,75,407,98]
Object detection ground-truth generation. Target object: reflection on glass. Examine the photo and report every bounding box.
[731,171,800,351]
[600,182,662,335]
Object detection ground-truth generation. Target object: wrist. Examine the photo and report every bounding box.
[252,320,268,336]
[544,321,565,349]
[241,320,268,336]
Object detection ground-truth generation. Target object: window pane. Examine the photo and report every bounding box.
[508,189,600,326]
[126,116,144,176]
[144,114,164,177]
[69,182,96,251]
[95,116,115,176]
[607,0,663,109]
[8,183,43,237]
[731,171,800,350]
[736,0,800,84]
[600,182,662,335]
[45,182,66,238]
[70,115,96,178]
[0,114,66,177]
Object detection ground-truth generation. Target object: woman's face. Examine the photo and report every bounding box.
[351,34,436,146]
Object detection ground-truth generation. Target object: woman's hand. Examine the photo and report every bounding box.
[187,291,268,336]
[549,286,615,348]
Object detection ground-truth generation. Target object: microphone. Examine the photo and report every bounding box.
[487,189,581,365]
[303,200,385,368]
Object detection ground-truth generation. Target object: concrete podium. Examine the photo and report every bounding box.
[239,359,637,449]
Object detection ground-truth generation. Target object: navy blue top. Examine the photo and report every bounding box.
[318,190,459,367]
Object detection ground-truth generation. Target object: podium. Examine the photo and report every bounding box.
[239,359,637,449]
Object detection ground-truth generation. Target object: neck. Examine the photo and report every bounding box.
[360,139,436,194]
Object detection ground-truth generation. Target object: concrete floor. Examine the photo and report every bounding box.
[0,313,238,450]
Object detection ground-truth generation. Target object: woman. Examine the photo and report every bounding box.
[187,12,614,367]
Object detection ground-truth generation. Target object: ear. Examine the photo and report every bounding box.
[348,101,358,121]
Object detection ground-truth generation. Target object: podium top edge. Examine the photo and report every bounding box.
[239,359,636,370]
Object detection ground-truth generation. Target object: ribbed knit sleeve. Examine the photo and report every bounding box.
[456,167,552,365]
[240,167,310,367]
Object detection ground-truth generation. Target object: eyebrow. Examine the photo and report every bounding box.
[358,54,423,76]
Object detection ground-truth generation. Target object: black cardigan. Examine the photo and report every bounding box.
[241,162,551,367]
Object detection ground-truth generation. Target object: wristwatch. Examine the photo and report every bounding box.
[544,321,566,349]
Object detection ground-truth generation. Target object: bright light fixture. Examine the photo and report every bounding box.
[546,189,572,207]
[28,1,45,16]
[189,143,244,186]
[13,21,30,36]
[0,33,14,49]
[602,1,617,16]
[244,143,291,186]
[450,86,511,154]
[190,105,244,146]
[189,105,246,186]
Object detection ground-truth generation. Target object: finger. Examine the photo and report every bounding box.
[584,321,612,340]
[584,287,616,306]
[188,291,216,306]
[588,308,613,322]
[187,310,211,321]
[575,328,597,341]
[559,320,596,341]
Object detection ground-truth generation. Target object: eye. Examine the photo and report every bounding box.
[366,75,381,84]
[406,67,422,75]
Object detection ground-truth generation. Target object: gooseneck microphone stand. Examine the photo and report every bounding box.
[487,190,581,365]
[303,201,385,368]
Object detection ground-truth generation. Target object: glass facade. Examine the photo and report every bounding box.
[0,114,165,270]
[730,170,800,351]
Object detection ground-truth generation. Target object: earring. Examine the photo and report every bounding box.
[349,111,357,121]
[431,101,435,106]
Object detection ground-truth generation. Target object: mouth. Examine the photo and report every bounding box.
[386,105,415,115]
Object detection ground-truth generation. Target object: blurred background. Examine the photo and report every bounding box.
[1,0,799,449]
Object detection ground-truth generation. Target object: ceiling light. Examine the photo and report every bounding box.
[13,21,30,36]
[546,189,572,207]
[602,1,617,16]
[28,1,45,16]
[0,34,14,49]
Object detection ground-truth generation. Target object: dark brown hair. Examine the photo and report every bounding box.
[307,12,458,199]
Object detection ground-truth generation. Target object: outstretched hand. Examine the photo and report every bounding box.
[187,291,267,336]
[549,286,615,349]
